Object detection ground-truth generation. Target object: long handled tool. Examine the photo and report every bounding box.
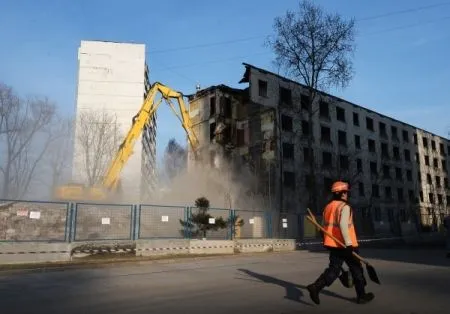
[306,208,381,285]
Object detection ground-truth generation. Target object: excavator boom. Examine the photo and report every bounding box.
[54,82,199,201]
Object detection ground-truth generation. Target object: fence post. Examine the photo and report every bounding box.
[65,203,73,243]
[229,209,235,240]
[70,203,78,242]
[134,204,141,240]
[185,206,191,239]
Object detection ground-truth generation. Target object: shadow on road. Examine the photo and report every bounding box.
[236,269,355,305]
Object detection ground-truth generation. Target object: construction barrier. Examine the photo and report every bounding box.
[138,205,186,239]
[72,203,134,241]
[0,199,70,242]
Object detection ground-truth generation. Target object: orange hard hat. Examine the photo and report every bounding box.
[331,181,349,193]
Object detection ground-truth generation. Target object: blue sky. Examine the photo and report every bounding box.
[1,0,449,166]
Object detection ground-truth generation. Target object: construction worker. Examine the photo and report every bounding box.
[306,181,375,305]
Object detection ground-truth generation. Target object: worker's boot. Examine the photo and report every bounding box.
[356,292,375,304]
[306,274,327,305]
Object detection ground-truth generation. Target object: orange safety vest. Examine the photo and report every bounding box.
[322,200,359,248]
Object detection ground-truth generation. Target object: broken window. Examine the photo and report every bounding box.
[445,178,449,188]
[431,140,436,151]
[402,130,409,142]
[279,87,292,106]
[301,93,310,111]
[338,130,347,147]
[303,147,313,163]
[414,134,418,145]
[301,120,310,137]
[395,167,402,181]
[357,159,363,173]
[436,176,441,187]
[258,80,267,97]
[404,149,411,162]
[397,188,404,202]
[408,190,415,202]
[429,193,435,204]
[425,155,430,166]
[423,137,428,148]
[383,164,390,178]
[442,160,447,171]
[372,184,380,198]
[355,135,361,149]
[321,126,331,143]
[406,169,412,181]
[366,117,374,131]
[368,139,376,153]
[379,122,387,138]
[339,155,349,170]
[384,186,392,199]
[209,122,216,141]
[437,194,443,205]
[336,106,345,122]
[209,97,216,116]
[370,162,377,175]
[220,97,232,118]
[283,171,295,188]
[319,101,330,118]
[391,126,398,140]
[282,143,294,160]
[353,112,359,126]
[281,114,293,132]
[433,158,438,168]
[359,182,365,197]
[427,174,432,184]
[381,143,389,158]
[322,151,332,169]
[440,143,445,155]
[393,146,400,160]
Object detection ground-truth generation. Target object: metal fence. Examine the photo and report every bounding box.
[73,203,134,241]
[138,205,186,239]
[1,199,446,243]
[0,199,69,242]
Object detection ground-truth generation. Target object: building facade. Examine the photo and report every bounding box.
[189,63,450,236]
[72,40,157,202]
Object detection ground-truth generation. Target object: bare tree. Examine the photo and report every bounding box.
[268,0,356,213]
[0,83,57,199]
[42,116,74,192]
[74,109,122,186]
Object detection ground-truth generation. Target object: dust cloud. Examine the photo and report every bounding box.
[148,153,269,211]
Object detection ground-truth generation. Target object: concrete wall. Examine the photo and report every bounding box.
[72,40,148,202]
[0,239,298,265]
[0,242,71,264]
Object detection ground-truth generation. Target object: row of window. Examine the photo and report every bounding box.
[279,110,449,156]
[281,171,450,205]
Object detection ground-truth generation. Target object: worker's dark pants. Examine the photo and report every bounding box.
[316,247,367,296]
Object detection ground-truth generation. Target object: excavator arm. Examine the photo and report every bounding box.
[102,82,199,191]
[54,82,199,201]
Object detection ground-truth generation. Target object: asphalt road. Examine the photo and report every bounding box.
[1,248,449,314]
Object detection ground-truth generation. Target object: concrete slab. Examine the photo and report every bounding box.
[135,239,190,256]
[189,239,234,255]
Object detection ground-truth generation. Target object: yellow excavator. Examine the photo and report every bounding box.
[53,82,200,202]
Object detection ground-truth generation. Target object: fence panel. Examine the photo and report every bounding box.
[138,205,186,239]
[269,212,302,239]
[0,199,69,242]
[188,207,231,239]
[234,210,268,239]
[73,203,133,241]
